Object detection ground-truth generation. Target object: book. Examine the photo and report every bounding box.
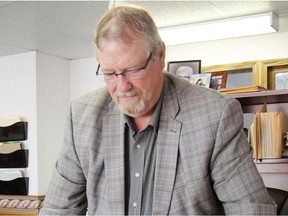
[219,85,267,94]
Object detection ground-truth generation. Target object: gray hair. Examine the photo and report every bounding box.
[94,4,163,58]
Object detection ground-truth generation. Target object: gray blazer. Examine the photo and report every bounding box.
[40,72,276,215]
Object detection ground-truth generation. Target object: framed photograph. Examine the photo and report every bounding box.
[190,73,211,88]
[275,72,288,90]
[209,72,228,90]
[202,61,258,89]
[262,58,288,89]
[167,60,201,82]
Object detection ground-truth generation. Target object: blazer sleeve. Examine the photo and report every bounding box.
[39,106,87,215]
[210,98,277,215]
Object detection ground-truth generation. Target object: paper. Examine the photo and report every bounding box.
[250,104,288,161]
[0,142,22,154]
[0,169,22,181]
[0,115,26,127]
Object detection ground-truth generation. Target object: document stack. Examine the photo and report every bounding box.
[250,104,288,161]
[0,115,29,195]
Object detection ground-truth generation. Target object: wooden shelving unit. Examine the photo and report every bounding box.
[229,89,288,191]
[230,89,288,114]
[255,162,288,174]
[202,58,288,190]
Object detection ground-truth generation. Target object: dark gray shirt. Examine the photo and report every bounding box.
[124,94,163,215]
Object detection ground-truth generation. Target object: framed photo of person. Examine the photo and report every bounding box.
[190,73,211,88]
[209,72,228,90]
[167,60,201,82]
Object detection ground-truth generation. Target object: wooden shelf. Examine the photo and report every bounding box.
[255,162,288,174]
[229,89,288,114]
[231,89,288,191]
[229,89,288,106]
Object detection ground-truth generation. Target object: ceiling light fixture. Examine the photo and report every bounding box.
[158,12,279,46]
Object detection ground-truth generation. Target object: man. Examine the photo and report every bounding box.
[40,4,276,215]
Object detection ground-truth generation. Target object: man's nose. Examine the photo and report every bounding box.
[116,75,132,92]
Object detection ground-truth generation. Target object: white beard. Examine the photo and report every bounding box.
[116,90,146,117]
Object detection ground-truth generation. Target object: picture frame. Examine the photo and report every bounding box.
[202,61,259,89]
[261,58,288,90]
[275,71,288,90]
[190,73,211,88]
[167,60,201,82]
[209,71,228,90]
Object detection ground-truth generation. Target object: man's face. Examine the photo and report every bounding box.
[96,37,165,118]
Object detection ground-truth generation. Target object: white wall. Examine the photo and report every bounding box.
[0,51,70,195]
[70,57,105,101]
[36,52,70,195]
[165,31,288,67]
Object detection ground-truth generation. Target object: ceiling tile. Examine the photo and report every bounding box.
[1,1,288,60]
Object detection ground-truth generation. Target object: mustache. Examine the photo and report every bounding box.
[116,90,137,97]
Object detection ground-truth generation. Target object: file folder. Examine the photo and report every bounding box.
[0,149,29,168]
[0,122,28,142]
[0,177,29,195]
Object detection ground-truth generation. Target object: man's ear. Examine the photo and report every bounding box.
[159,42,166,69]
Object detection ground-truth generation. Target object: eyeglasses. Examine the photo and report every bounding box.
[96,52,152,83]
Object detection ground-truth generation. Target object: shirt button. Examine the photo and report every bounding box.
[135,172,140,177]
[133,202,137,207]
[136,144,141,149]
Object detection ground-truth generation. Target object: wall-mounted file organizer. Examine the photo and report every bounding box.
[0,177,29,195]
[0,121,28,142]
[0,119,29,195]
[0,149,29,168]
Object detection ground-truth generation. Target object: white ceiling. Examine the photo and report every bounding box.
[1,1,288,60]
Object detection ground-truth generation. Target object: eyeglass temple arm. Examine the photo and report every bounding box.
[96,64,100,76]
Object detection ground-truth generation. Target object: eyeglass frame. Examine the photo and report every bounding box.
[96,52,152,82]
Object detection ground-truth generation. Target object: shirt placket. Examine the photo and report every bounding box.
[129,131,145,215]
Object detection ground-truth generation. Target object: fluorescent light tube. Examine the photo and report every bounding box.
[159,12,279,46]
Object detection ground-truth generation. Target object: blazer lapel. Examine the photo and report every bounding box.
[103,106,126,215]
[153,118,181,215]
[153,74,182,215]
